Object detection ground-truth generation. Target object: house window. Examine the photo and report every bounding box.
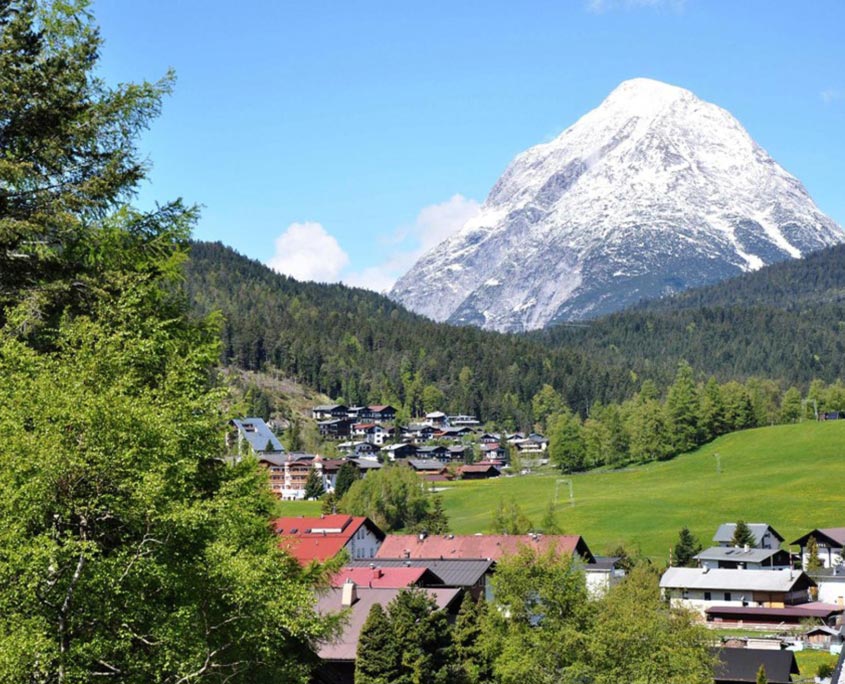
[724,592,731,601]
[704,592,711,601]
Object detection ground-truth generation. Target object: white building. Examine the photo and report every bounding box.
[660,567,816,616]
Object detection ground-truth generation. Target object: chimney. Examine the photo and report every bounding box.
[341,580,358,607]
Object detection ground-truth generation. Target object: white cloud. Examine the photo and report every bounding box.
[267,195,481,293]
[821,88,842,104]
[587,0,685,12]
[267,221,349,283]
[343,194,481,293]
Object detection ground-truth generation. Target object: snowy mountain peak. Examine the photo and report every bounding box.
[390,79,844,332]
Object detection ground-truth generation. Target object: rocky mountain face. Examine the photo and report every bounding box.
[390,78,844,332]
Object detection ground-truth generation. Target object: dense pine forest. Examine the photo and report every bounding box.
[184,241,639,426]
[537,244,845,385]
[185,241,845,427]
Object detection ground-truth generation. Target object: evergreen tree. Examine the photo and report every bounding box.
[756,664,767,684]
[665,361,701,453]
[452,594,492,684]
[388,589,453,684]
[334,461,359,498]
[424,495,450,535]
[540,500,563,534]
[699,377,727,440]
[355,603,400,684]
[721,381,754,431]
[731,520,756,548]
[627,396,671,462]
[321,491,338,514]
[805,536,823,572]
[491,498,533,535]
[673,527,703,567]
[304,467,324,499]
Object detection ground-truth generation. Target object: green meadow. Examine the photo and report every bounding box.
[276,421,845,561]
[441,421,845,560]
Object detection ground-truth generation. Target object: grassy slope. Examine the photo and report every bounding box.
[439,421,845,560]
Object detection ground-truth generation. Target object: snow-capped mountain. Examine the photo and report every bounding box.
[390,78,844,332]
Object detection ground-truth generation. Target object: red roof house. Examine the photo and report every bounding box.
[376,533,595,563]
[273,515,385,565]
[330,565,441,589]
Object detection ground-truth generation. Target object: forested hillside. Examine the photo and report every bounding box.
[184,242,638,426]
[536,243,845,385]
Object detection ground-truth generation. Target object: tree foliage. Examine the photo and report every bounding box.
[339,465,447,533]
[673,527,703,568]
[731,521,756,548]
[0,2,336,680]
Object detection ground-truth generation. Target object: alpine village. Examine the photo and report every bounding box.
[2,2,845,683]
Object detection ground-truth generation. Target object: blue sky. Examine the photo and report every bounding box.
[92,0,845,292]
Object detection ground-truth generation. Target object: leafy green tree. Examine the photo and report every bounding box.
[531,384,564,431]
[673,527,703,567]
[490,498,533,535]
[0,3,337,680]
[664,361,701,453]
[334,461,359,498]
[756,664,767,684]
[304,467,324,499]
[731,520,756,548]
[548,408,586,472]
[484,547,591,683]
[780,386,803,423]
[627,396,671,462]
[422,384,445,413]
[339,465,431,532]
[355,603,400,684]
[588,566,713,683]
[805,536,823,572]
[582,415,612,468]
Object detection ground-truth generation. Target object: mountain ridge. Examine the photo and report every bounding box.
[390,78,843,331]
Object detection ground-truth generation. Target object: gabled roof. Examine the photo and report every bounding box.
[376,533,595,563]
[791,527,845,548]
[407,459,447,472]
[705,602,844,620]
[313,404,348,412]
[273,515,385,564]
[230,417,284,453]
[315,587,461,662]
[348,558,494,587]
[712,647,798,683]
[713,523,784,546]
[458,464,500,475]
[694,546,788,564]
[367,404,395,413]
[660,567,814,593]
[330,566,436,589]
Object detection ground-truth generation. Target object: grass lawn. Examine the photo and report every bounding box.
[794,648,838,679]
[436,420,845,560]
